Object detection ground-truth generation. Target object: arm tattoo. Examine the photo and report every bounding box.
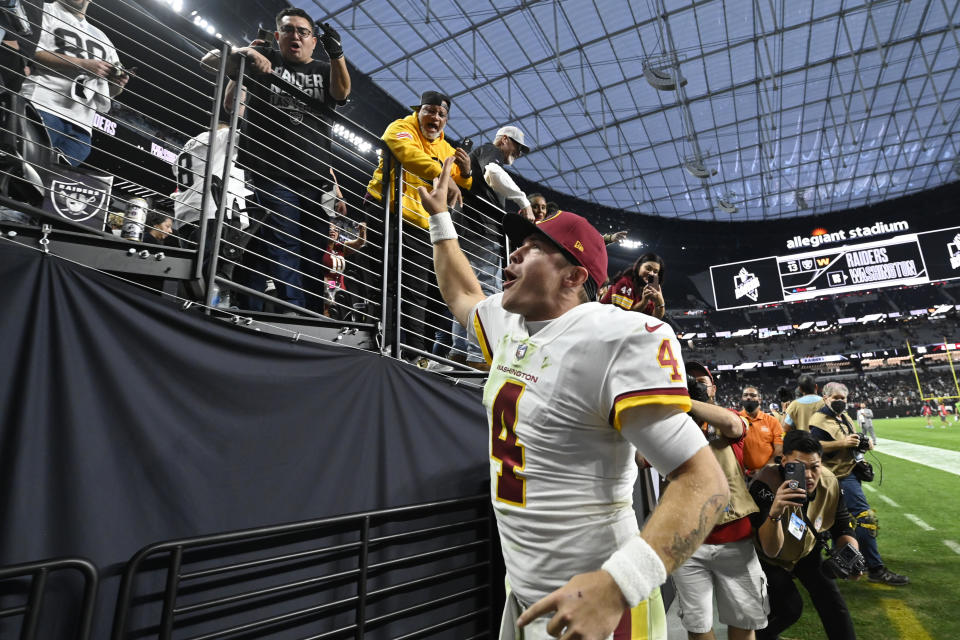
[664,492,727,564]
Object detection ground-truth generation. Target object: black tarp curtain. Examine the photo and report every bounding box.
[0,241,489,636]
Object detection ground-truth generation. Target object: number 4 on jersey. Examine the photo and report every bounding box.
[657,339,683,382]
[491,380,526,507]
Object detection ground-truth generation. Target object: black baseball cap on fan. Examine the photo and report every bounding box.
[409,90,451,112]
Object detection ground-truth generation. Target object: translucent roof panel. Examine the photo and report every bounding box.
[303,0,960,220]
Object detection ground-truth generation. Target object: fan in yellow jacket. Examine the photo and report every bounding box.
[366,91,473,229]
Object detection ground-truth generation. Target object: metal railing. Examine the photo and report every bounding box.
[111,495,495,640]
[0,556,98,640]
[0,0,516,374]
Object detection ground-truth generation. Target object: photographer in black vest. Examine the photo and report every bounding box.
[809,381,909,586]
[750,430,861,640]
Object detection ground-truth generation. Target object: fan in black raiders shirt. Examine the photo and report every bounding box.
[202,8,350,312]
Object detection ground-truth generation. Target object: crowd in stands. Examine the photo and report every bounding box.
[710,367,958,415]
[0,2,563,367]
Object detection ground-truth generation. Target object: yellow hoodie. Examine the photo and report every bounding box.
[366,112,472,229]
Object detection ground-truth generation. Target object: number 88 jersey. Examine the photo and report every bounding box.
[21,1,119,130]
[468,293,692,604]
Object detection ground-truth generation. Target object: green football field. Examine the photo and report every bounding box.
[785,417,960,640]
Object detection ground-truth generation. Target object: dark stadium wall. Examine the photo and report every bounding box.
[0,242,489,636]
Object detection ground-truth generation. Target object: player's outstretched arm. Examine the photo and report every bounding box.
[688,399,745,439]
[419,157,486,328]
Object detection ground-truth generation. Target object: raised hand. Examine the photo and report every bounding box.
[417,157,455,216]
[317,21,344,59]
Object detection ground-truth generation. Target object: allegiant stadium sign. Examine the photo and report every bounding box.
[786,220,910,250]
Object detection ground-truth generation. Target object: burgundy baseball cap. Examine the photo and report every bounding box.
[503,210,608,296]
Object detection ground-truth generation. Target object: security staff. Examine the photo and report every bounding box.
[750,430,860,640]
[809,381,909,586]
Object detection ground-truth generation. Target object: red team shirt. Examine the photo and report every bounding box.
[600,275,657,316]
[922,405,932,416]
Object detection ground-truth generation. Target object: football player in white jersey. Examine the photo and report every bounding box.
[421,158,728,640]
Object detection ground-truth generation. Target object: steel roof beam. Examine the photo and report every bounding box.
[511,22,957,158]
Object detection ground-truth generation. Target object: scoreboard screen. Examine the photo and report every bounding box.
[710,226,960,310]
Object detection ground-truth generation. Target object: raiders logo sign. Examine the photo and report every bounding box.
[51,180,107,222]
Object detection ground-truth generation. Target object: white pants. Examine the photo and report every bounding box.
[499,577,666,640]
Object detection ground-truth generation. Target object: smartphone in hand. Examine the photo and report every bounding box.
[783,461,808,504]
[256,27,276,48]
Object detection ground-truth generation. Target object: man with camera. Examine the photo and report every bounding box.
[809,382,909,586]
[202,8,350,311]
[449,125,533,367]
[672,364,769,640]
[750,430,862,640]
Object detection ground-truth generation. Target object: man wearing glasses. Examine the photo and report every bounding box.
[203,8,350,312]
[364,91,473,365]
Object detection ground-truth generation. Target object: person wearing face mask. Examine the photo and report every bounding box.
[808,382,909,586]
[600,253,667,319]
[749,430,861,640]
[739,386,785,476]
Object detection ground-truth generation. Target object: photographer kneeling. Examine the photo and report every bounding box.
[809,381,909,586]
[750,430,862,640]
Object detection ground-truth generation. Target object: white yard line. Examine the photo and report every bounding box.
[874,438,960,476]
[903,514,935,531]
[943,540,960,555]
[874,493,901,508]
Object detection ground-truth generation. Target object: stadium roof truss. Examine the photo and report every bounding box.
[301,0,960,221]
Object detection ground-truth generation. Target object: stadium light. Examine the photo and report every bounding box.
[332,123,376,155]
[619,238,644,250]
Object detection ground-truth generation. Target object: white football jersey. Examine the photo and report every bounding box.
[172,127,251,230]
[21,2,118,131]
[468,294,692,604]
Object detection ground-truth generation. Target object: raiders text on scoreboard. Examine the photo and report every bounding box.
[709,226,960,310]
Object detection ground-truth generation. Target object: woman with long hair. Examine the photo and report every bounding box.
[600,252,666,319]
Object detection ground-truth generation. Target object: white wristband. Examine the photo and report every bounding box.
[601,535,667,608]
[429,210,458,244]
